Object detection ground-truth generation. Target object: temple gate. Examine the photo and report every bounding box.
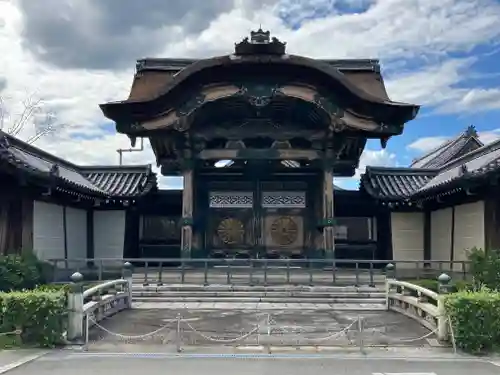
[100,29,418,260]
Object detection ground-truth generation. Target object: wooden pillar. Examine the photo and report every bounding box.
[180,167,194,258]
[322,167,335,259]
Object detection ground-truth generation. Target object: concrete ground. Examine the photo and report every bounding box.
[86,304,437,352]
[8,351,500,375]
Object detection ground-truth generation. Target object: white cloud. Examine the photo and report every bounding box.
[335,148,396,189]
[406,128,500,164]
[407,136,449,153]
[478,129,500,145]
[1,0,500,189]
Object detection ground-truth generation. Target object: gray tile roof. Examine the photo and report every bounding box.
[82,166,157,197]
[360,167,438,200]
[412,139,500,197]
[361,133,500,201]
[0,132,157,198]
[410,125,483,169]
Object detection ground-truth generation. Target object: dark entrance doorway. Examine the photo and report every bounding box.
[204,176,312,259]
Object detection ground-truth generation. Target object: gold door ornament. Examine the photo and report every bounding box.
[270,216,298,246]
[217,218,245,245]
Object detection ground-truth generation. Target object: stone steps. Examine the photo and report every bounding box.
[131,290,386,298]
[130,284,387,310]
[131,284,384,292]
[131,295,386,304]
[132,301,388,311]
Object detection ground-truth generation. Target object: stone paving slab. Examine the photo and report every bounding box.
[86,306,435,352]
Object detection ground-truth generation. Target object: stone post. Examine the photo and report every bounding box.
[180,165,194,259]
[384,263,395,310]
[122,261,133,308]
[322,166,335,259]
[437,272,452,341]
[385,263,395,279]
[67,271,84,341]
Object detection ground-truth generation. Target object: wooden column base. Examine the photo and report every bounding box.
[180,225,192,258]
[323,226,335,259]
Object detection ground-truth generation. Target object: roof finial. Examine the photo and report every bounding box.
[465,124,477,137]
[234,28,286,55]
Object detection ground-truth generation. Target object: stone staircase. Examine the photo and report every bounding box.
[131,284,388,310]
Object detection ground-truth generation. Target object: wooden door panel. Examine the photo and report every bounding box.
[261,191,307,257]
[206,191,255,257]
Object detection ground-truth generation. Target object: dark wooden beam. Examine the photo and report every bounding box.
[450,206,455,262]
[424,210,431,261]
[86,209,94,261]
[62,206,68,259]
[196,148,324,161]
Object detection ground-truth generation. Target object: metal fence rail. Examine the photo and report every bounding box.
[48,258,471,286]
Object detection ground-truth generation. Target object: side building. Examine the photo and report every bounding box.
[0,131,157,264]
[360,125,500,268]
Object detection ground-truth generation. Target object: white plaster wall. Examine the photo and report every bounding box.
[65,207,87,260]
[391,212,424,267]
[94,210,125,262]
[430,208,453,263]
[453,201,485,263]
[33,201,65,262]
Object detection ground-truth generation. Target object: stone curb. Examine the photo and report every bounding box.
[0,351,49,374]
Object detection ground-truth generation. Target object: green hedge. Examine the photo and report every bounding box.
[0,254,45,292]
[445,289,500,353]
[0,289,66,347]
[467,247,500,289]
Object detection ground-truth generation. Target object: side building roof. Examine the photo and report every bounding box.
[360,126,500,202]
[0,131,157,200]
[410,125,483,169]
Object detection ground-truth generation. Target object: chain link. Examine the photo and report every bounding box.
[89,317,175,340]
[182,318,260,343]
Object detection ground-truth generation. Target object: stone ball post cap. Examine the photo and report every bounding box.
[123,261,132,268]
[438,273,451,283]
[385,263,395,270]
[70,271,84,283]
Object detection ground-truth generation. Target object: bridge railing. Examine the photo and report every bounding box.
[66,262,133,342]
[47,257,471,286]
[386,265,453,341]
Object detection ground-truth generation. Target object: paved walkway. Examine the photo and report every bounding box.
[8,351,500,375]
[87,304,438,352]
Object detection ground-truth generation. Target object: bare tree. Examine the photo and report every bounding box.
[0,94,62,144]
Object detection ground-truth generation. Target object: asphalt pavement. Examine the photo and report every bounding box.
[5,351,500,375]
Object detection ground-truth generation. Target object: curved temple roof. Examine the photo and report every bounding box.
[100,29,419,129]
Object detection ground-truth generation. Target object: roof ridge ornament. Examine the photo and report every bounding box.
[234,28,286,56]
[465,124,477,138]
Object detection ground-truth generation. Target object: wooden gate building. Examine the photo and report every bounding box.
[100,29,419,260]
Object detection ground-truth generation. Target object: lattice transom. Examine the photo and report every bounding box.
[209,191,253,208]
[262,191,306,208]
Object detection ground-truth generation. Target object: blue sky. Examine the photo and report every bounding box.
[1,0,500,190]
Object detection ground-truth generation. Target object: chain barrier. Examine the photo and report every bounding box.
[88,317,175,341]
[84,312,452,352]
[181,318,260,343]
[370,326,439,343]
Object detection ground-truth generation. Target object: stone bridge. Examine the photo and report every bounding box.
[65,263,453,352]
